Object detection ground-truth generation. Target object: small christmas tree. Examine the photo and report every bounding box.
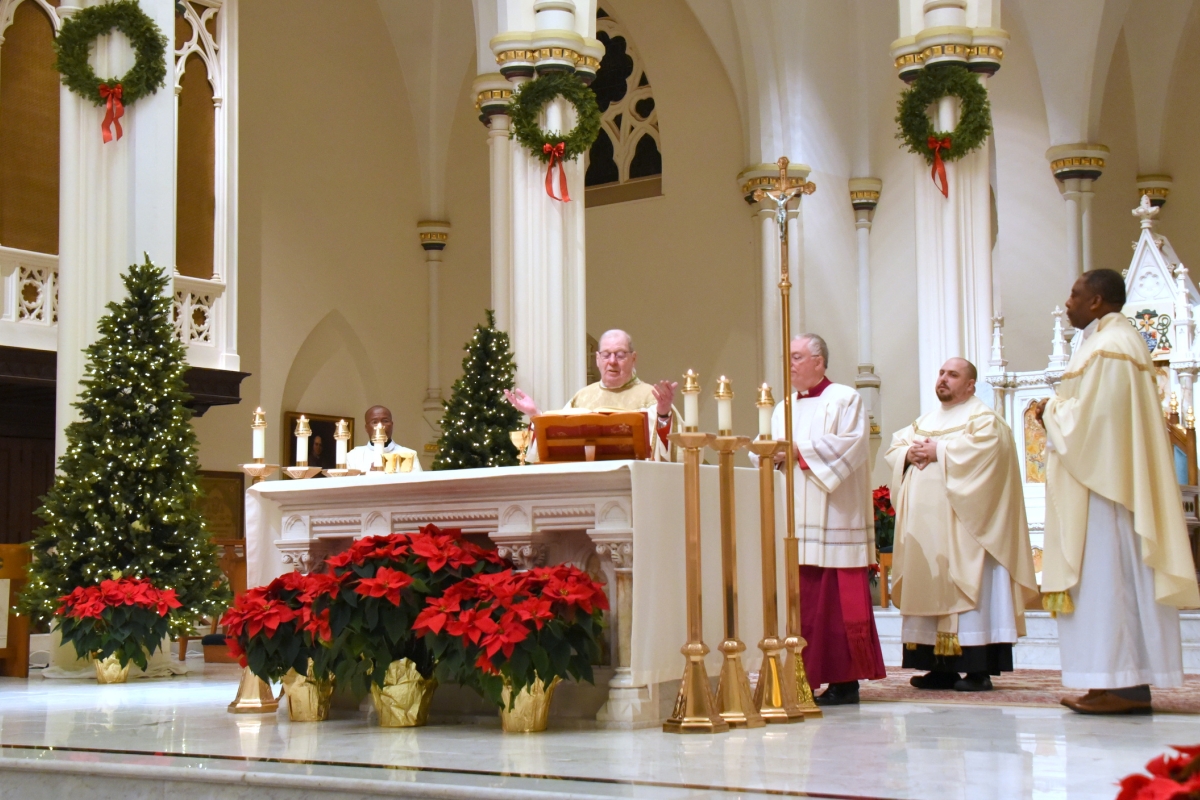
[22,256,230,628]
[432,310,522,470]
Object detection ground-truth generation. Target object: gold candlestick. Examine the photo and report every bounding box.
[283,415,322,479]
[240,462,279,484]
[243,408,279,483]
[753,156,821,718]
[708,377,763,729]
[663,371,727,734]
[747,385,803,723]
[324,419,361,477]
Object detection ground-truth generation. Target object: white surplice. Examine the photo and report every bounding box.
[346,441,422,474]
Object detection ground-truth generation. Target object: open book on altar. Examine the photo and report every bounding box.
[532,411,650,462]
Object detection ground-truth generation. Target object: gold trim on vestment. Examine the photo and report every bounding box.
[1042,590,1074,617]
[913,411,995,438]
[934,632,963,657]
[1059,351,1153,382]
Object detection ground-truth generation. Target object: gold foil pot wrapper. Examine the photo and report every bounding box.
[92,653,131,684]
[370,658,438,727]
[281,663,334,722]
[499,676,561,733]
[228,666,279,714]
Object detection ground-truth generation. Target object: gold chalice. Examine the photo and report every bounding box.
[510,428,532,466]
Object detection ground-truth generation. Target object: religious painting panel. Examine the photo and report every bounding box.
[1022,400,1046,484]
[281,411,355,472]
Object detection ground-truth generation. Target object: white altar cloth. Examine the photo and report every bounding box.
[246,461,789,689]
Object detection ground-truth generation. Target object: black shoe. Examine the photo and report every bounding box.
[814,681,859,706]
[910,671,960,690]
[954,673,993,692]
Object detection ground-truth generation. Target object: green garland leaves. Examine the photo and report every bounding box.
[509,72,601,163]
[895,63,992,164]
[54,0,168,106]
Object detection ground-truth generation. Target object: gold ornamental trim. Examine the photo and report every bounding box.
[742,175,816,196]
[969,44,1004,60]
[419,232,449,244]
[475,88,512,111]
[1050,156,1106,172]
[894,53,921,70]
[920,43,971,62]
[577,55,601,70]
[534,46,581,65]
[1139,186,1170,200]
[1059,350,1152,382]
[849,190,880,203]
[496,49,537,66]
[896,44,1003,70]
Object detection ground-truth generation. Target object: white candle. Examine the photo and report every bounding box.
[335,436,347,466]
[717,395,732,433]
[296,419,309,465]
[252,408,265,460]
[684,392,699,429]
[758,404,772,438]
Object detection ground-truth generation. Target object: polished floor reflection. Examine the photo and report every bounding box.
[0,665,1193,799]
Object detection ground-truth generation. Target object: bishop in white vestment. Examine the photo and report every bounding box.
[505,329,678,461]
[1039,269,1199,715]
[885,359,1038,692]
[345,405,422,474]
[752,334,885,706]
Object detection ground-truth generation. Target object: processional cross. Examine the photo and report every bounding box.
[752,156,820,715]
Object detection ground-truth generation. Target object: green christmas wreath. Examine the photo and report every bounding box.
[54,0,168,108]
[895,63,992,164]
[509,71,601,163]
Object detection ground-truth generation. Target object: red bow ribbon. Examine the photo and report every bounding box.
[928,135,951,198]
[542,142,570,202]
[99,83,125,143]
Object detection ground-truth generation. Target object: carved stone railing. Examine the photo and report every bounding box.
[0,246,58,351]
[172,273,234,370]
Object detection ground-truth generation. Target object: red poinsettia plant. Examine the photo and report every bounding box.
[1117,745,1200,800]
[56,575,181,670]
[220,571,339,683]
[873,485,896,551]
[322,525,510,697]
[414,563,608,708]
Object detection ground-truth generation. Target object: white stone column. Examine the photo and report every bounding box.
[849,179,882,437]
[738,164,813,398]
[482,6,603,412]
[892,3,1005,411]
[55,0,177,457]
[418,221,449,464]
[1047,144,1108,281]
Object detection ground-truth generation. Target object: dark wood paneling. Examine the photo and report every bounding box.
[0,437,53,544]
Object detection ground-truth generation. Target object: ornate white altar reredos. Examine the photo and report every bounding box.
[245,461,789,727]
[988,197,1200,580]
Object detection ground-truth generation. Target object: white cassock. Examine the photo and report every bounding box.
[346,441,422,474]
[1043,312,1199,689]
[885,396,1038,658]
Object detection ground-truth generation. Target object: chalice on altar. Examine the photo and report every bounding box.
[510,428,532,466]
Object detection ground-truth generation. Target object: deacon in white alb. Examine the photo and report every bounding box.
[885,358,1038,693]
[345,405,422,474]
[751,333,885,706]
[504,329,678,461]
[1037,269,1200,715]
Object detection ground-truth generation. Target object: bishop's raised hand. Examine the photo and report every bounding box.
[503,388,540,418]
[650,380,679,417]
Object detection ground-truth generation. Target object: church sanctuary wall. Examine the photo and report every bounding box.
[584,0,760,442]
[191,0,443,472]
[1154,9,1200,275]
[1091,33,1143,278]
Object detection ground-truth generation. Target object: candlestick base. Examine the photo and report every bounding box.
[240,463,279,484]
[784,635,823,719]
[322,468,362,478]
[710,434,752,454]
[715,637,765,728]
[754,636,804,723]
[283,466,323,480]
[662,644,728,734]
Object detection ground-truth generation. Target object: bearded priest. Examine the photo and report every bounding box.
[504,329,678,461]
[1036,269,1199,715]
[750,333,885,706]
[885,358,1039,693]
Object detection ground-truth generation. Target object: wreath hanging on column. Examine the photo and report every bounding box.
[509,72,601,202]
[895,63,992,198]
[54,0,169,144]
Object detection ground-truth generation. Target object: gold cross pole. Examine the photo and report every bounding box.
[751,157,821,717]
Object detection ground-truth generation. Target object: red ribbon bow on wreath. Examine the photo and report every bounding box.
[927,135,951,198]
[98,82,125,143]
[542,142,570,202]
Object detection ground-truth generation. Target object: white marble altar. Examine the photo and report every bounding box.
[1,663,1195,800]
[246,461,792,727]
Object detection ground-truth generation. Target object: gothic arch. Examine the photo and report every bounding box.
[280,309,381,416]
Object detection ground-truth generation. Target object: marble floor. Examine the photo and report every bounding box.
[0,664,1192,799]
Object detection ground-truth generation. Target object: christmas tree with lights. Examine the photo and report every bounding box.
[432,310,522,470]
[22,256,230,628]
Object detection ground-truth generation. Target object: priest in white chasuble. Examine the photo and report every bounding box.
[345,405,422,474]
[1036,269,1199,715]
[885,358,1039,693]
[504,329,678,461]
[751,333,885,706]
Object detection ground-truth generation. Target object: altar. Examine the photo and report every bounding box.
[246,461,790,727]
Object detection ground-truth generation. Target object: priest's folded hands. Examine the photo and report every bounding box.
[502,329,680,461]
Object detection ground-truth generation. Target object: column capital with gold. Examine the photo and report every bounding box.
[738,162,815,206]
[1046,143,1109,182]
[1137,175,1172,208]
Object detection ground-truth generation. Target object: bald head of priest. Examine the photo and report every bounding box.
[503,329,679,460]
[345,404,422,474]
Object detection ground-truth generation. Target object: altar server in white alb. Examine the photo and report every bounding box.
[1036,269,1199,715]
[346,405,422,474]
[885,358,1039,693]
[752,333,885,706]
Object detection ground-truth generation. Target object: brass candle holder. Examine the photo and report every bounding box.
[367,421,388,471]
[284,415,322,480]
[754,157,821,719]
[241,408,279,483]
[747,386,803,723]
[228,666,278,714]
[663,370,728,735]
[324,419,361,477]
